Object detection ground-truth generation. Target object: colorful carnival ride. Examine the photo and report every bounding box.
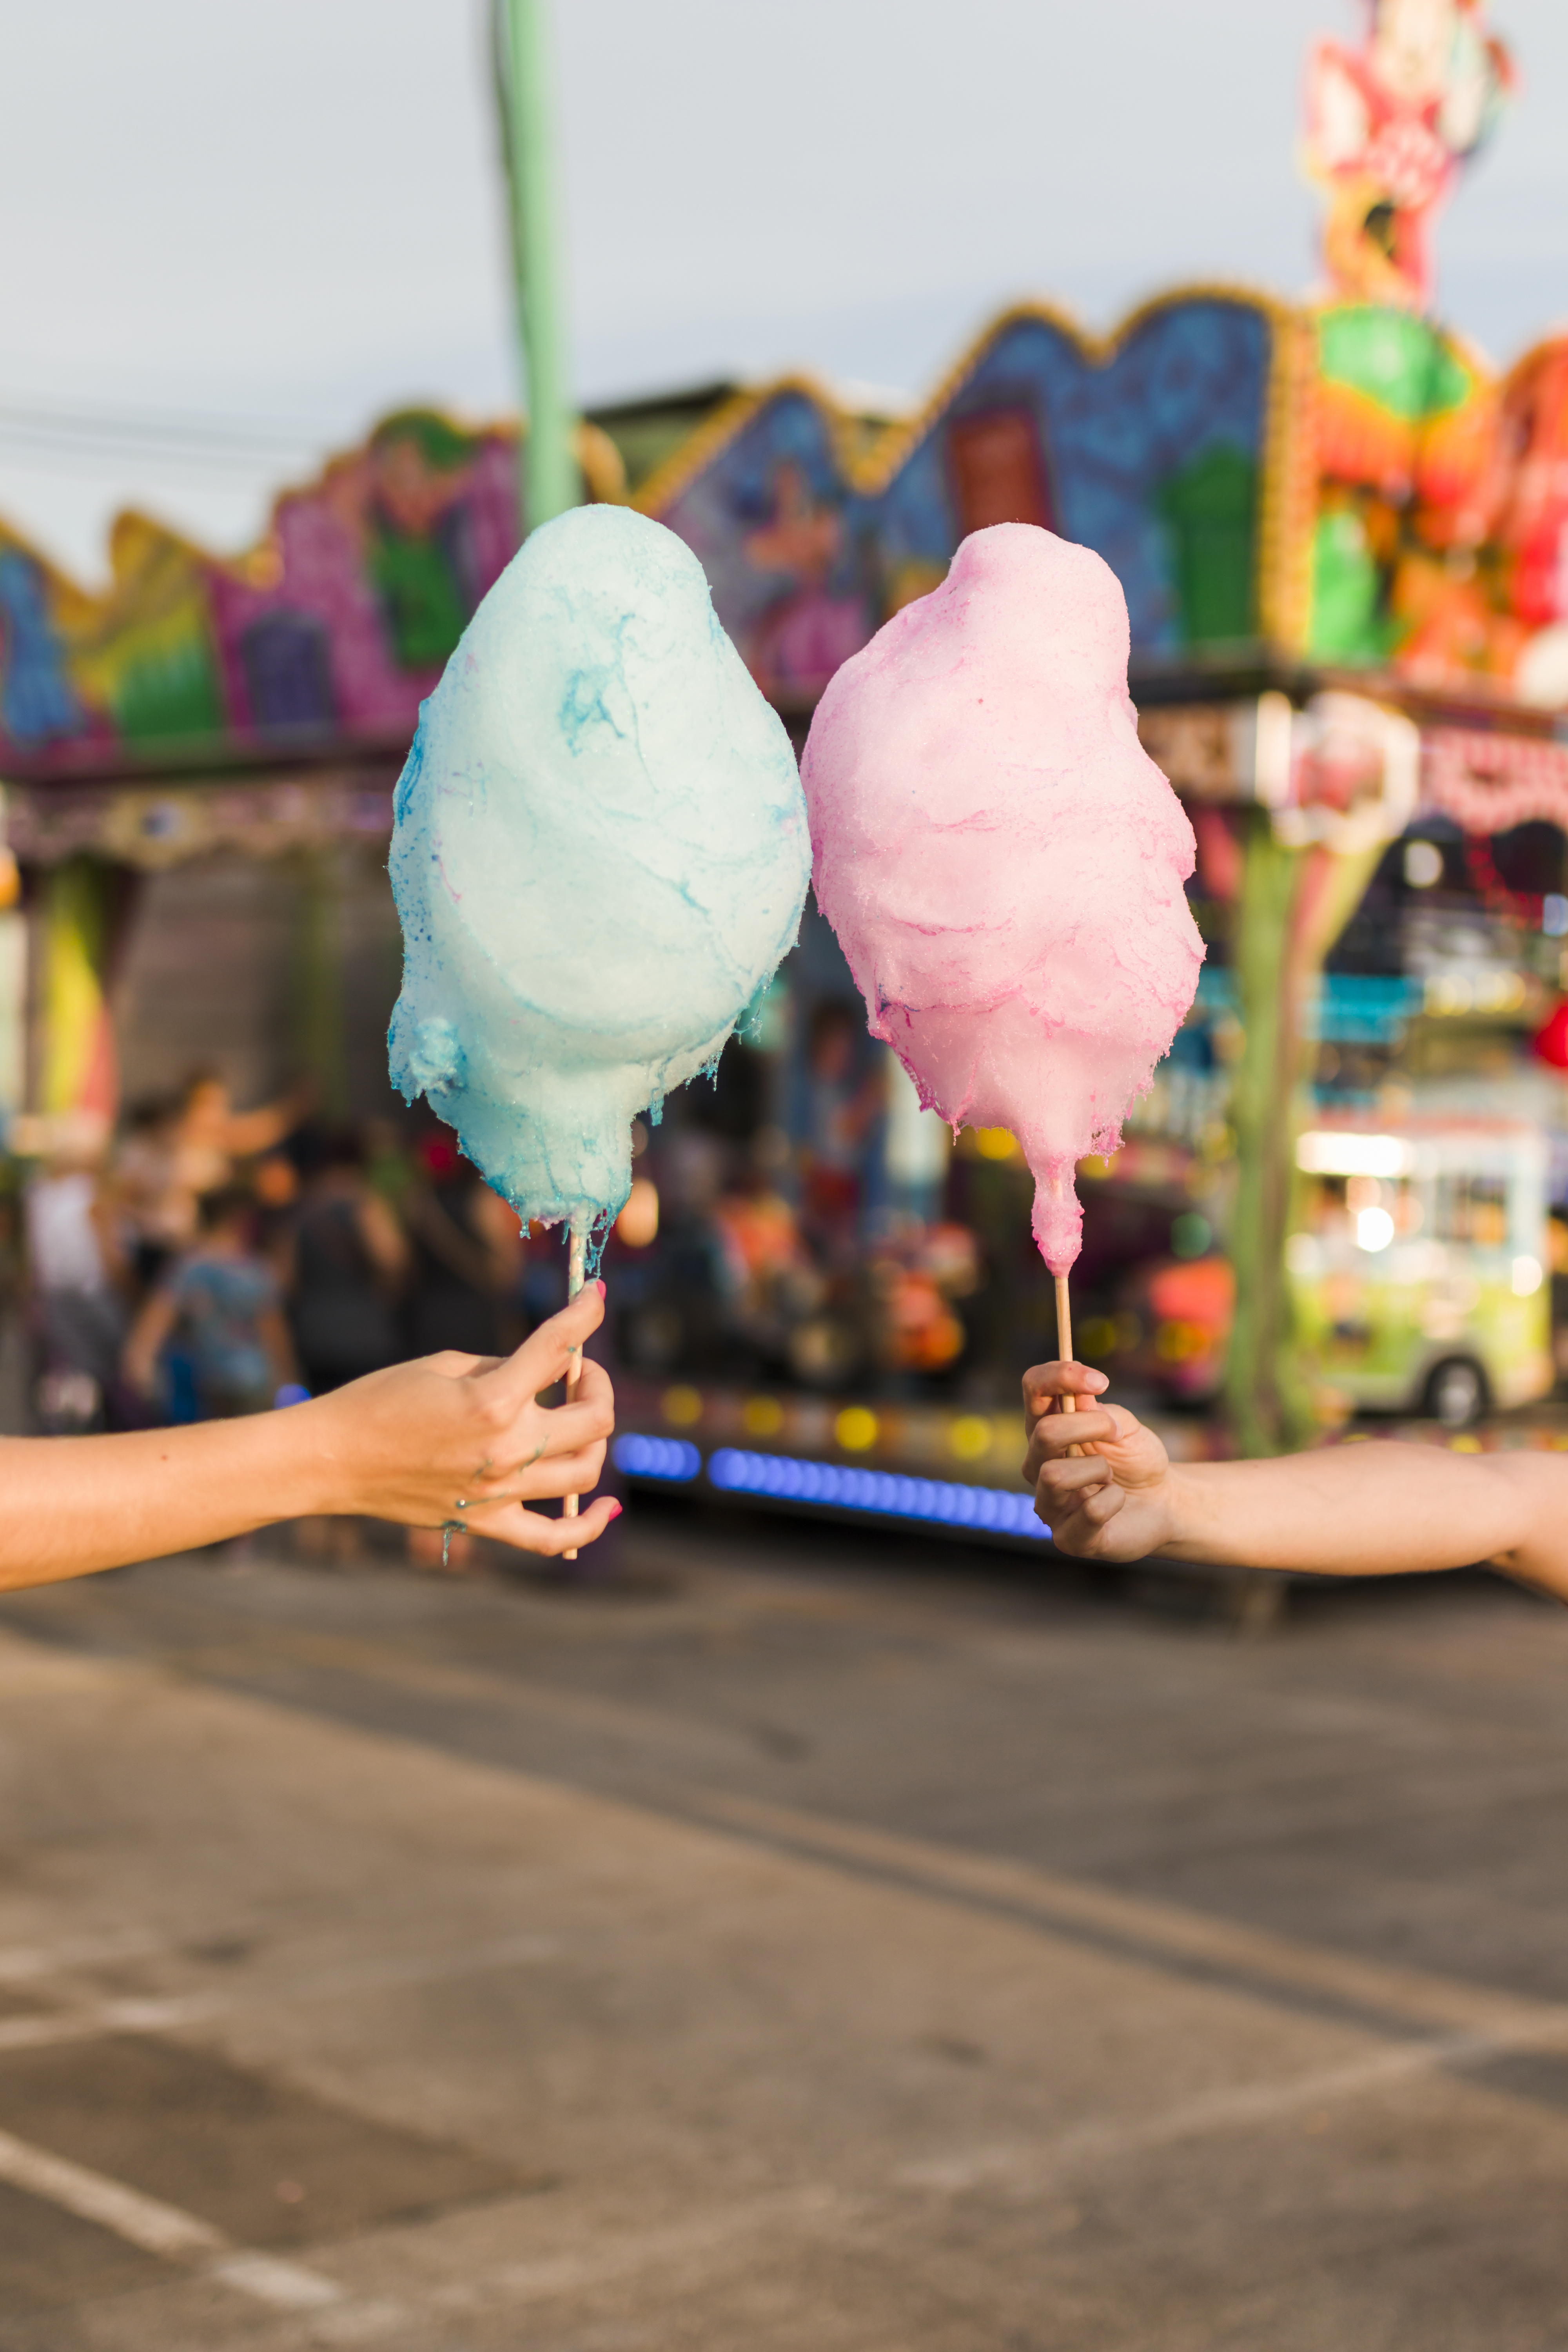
[6,281,1568,779]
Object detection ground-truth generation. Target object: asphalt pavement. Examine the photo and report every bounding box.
[1,1503,1567,2349]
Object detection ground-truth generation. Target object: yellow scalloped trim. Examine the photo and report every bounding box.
[633,285,1309,652]
[630,372,867,520]
[1257,305,1320,655]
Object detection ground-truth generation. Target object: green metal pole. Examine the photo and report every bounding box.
[1223,820,1387,1457]
[1223,814,1310,1459]
[500,0,580,533]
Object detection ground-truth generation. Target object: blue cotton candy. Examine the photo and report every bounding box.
[388,505,810,1233]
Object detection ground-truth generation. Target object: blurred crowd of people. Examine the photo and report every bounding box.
[612,1004,990,1396]
[20,1072,539,1459]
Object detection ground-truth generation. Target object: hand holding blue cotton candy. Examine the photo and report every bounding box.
[389,505,809,1549]
[388,500,809,1265]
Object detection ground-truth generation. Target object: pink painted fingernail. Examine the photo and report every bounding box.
[606,1497,623,1520]
[595,1279,607,1298]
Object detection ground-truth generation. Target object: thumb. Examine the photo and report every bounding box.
[484,1281,606,1406]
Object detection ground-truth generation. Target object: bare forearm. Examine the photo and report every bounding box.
[1160,1445,1564,1592]
[0,1290,621,1593]
[0,1416,331,1590]
[1029,1365,1568,1601]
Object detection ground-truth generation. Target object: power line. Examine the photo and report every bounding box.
[0,394,333,474]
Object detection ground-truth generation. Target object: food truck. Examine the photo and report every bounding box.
[1287,1117,1553,1426]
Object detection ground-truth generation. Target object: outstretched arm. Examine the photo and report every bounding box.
[0,1287,618,1594]
[221,1080,314,1160]
[123,1285,179,1401]
[1023,1361,1568,1603]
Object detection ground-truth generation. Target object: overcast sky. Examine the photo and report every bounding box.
[0,0,1563,579]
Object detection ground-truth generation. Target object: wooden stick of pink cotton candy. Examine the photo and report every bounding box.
[1053,1272,1083,1460]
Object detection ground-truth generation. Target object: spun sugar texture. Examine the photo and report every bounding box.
[389,504,810,1230]
[802,523,1203,1274]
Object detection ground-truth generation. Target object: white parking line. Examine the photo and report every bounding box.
[0,2124,222,2256]
[307,2188,851,2341]
[0,2121,343,2310]
[209,2251,344,2311]
[0,1993,223,2053]
[305,2005,1568,2345]
[0,1928,167,1985]
[0,1929,560,2054]
[0,1928,555,2321]
[892,2008,1568,2194]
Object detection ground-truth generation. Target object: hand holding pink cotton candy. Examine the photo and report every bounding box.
[802,522,1204,1279]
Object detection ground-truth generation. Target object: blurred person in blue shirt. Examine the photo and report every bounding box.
[123,1186,296,1420]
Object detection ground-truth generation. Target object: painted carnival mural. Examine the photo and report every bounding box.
[0,411,519,771]
[641,294,1297,706]
[1,293,1567,782]
[0,293,1293,778]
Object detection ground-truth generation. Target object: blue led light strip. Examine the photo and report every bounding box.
[611,1436,1051,1540]
[612,1434,702,1482]
[708,1446,1048,1537]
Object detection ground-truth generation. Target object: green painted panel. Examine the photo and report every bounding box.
[1307,506,1396,664]
[1318,306,1472,421]
[114,641,225,744]
[1156,442,1258,646]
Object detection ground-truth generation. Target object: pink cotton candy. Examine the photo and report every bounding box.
[801,523,1204,1275]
